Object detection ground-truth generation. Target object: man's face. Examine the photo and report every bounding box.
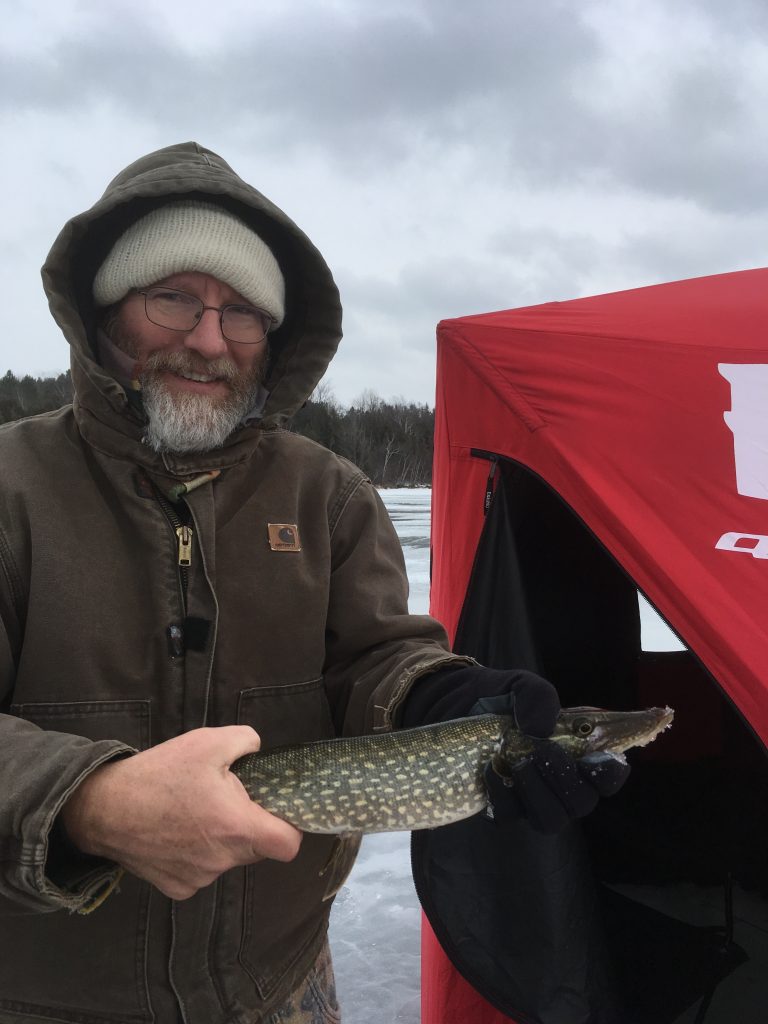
[109,271,269,454]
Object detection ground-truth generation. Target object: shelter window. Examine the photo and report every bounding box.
[638,592,687,652]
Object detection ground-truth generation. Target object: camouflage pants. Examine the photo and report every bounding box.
[266,941,341,1024]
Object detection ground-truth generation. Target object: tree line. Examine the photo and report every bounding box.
[290,384,434,486]
[0,370,74,423]
[0,371,434,486]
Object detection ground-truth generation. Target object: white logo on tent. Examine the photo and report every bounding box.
[716,364,768,559]
[719,363,768,500]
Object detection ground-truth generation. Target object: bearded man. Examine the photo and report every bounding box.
[0,143,626,1024]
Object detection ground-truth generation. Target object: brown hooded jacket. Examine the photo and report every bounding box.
[0,143,462,1024]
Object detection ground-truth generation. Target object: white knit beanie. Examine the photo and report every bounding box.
[92,201,285,327]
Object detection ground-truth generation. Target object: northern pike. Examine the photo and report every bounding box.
[231,706,673,835]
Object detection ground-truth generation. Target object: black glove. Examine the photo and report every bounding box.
[483,739,630,834]
[402,665,630,834]
[401,665,559,735]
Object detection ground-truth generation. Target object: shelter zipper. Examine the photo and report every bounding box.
[483,456,499,516]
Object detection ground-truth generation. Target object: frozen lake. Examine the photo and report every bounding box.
[328,488,429,1024]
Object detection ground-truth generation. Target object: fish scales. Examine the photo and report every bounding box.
[231,707,674,836]
[234,716,504,833]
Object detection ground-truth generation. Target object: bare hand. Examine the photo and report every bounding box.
[60,726,302,900]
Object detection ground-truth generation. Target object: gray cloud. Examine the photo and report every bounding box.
[2,2,591,123]
[3,0,766,215]
[0,5,598,174]
[4,0,768,403]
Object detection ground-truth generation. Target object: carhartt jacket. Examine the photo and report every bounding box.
[0,143,460,1024]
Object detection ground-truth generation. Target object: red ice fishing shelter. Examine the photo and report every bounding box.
[412,269,768,1024]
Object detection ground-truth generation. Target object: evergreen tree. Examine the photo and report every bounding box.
[0,371,434,485]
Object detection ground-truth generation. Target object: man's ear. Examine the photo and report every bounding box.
[99,303,120,338]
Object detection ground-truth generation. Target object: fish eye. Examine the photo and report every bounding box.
[572,717,594,737]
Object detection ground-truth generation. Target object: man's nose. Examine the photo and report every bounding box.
[184,308,228,358]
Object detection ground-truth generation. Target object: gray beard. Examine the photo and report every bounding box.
[141,381,253,453]
[139,350,265,454]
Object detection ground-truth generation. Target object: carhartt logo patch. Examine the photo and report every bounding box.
[268,523,302,551]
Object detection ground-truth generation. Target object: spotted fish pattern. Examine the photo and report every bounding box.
[232,708,673,836]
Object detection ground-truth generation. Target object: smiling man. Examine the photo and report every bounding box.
[0,143,473,1024]
[94,203,281,453]
[0,143,626,1024]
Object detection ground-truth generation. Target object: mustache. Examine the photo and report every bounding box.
[141,349,241,383]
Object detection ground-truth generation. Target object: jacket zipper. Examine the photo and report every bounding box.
[176,524,193,568]
[156,492,192,614]
[159,492,193,1024]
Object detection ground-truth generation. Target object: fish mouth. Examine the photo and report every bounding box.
[594,706,674,754]
[623,706,675,748]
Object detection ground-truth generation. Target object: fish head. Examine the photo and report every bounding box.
[551,706,674,758]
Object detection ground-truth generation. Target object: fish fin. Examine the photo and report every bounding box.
[490,751,519,781]
[319,833,362,901]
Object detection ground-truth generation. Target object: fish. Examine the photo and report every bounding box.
[231,706,673,836]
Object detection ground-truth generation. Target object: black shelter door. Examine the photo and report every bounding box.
[412,458,758,1024]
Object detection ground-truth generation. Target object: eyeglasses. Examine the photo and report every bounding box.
[137,287,271,345]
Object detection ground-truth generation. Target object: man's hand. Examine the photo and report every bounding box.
[59,726,302,900]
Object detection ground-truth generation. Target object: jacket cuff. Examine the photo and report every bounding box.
[400,664,518,727]
[35,747,135,913]
[46,816,114,891]
[387,657,478,729]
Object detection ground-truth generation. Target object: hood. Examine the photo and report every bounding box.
[41,142,342,464]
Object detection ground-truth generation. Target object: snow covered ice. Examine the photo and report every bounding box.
[328,488,430,1023]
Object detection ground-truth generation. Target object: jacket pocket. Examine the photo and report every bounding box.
[211,678,347,1005]
[0,700,153,1023]
[236,677,335,750]
[9,698,151,749]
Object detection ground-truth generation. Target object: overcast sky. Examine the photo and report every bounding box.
[3,0,768,406]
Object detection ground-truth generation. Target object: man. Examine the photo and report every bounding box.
[0,143,625,1023]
